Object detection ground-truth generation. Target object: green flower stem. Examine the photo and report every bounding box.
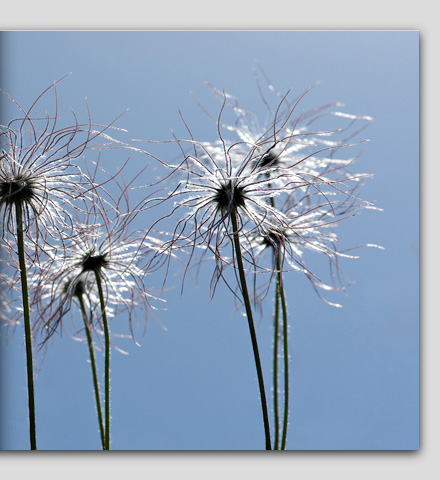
[77,293,105,450]
[94,271,111,451]
[230,209,271,451]
[272,277,281,450]
[15,203,37,450]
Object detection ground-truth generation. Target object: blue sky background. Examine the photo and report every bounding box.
[0,31,418,451]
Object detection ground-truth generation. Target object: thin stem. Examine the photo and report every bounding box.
[230,209,271,450]
[77,293,105,450]
[94,271,111,451]
[273,272,281,450]
[269,193,290,450]
[15,203,37,450]
[279,271,289,450]
[269,194,282,450]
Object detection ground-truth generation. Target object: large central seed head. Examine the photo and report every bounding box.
[213,180,246,212]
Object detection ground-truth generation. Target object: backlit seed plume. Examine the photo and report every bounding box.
[179,72,381,304]
[32,164,168,345]
[136,83,376,301]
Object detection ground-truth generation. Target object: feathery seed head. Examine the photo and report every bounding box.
[31,163,169,345]
[134,70,379,304]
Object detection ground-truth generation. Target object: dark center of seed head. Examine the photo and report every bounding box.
[65,278,87,299]
[262,229,286,248]
[258,151,278,169]
[81,252,109,273]
[0,178,36,206]
[213,180,246,211]
[72,280,86,297]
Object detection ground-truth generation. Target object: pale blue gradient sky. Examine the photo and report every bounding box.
[0,31,418,450]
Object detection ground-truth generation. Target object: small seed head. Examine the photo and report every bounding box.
[261,229,286,249]
[257,150,278,169]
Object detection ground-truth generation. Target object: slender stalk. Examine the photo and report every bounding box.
[15,203,37,450]
[230,209,271,450]
[77,293,105,449]
[272,273,281,450]
[94,271,111,451]
[279,270,289,450]
[268,194,290,450]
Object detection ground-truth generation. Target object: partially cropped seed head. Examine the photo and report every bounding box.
[0,75,126,266]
